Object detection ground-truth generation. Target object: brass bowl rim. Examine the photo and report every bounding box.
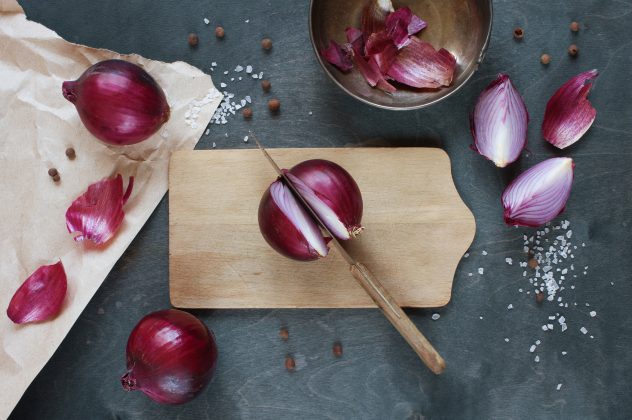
[308,0,494,111]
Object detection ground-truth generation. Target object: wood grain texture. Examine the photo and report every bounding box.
[169,148,475,308]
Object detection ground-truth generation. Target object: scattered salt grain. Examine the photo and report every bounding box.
[211,62,217,67]
[468,273,473,276]
[431,313,440,321]
[223,70,229,75]
[205,128,210,135]
[542,325,548,331]
[243,135,249,143]
[562,351,567,355]
[204,18,210,25]
[246,65,253,74]
[505,338,510,342]
[505,258,513,265]
[212,142,216,148]
[536,340,541,345]
[482,250,488,255]
[479,316,483,320]
[530,345,536,352]
[507,304,513,310]
[556,383,563,391]
[535,355,540,362]
[589,311,596,317]
[580,327,588,334]
[220,82,227,88]
[478,268,484,275]
[464,253,469,258]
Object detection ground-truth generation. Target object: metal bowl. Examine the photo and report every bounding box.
[309,0,493,110]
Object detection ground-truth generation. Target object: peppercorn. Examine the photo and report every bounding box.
[52,174,61,182]
[568,44,578,57]
[513,27,524,40]
[535,291,545,304]
[540,54,551,65]
[215,26,225,39]
[528,258,538,269]
[261,38,273,50]
[268,98,280,112]
[279,327,289,341]
[242,107,253,119]
[284,355,295,372]
[261,79,271,92]
[48,168,58,177]
[332,342,343,358]
[65,147,76,159]
[570,21,580,32]
[187,33,199,47]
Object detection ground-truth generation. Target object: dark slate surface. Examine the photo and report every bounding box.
[10,0,632,419]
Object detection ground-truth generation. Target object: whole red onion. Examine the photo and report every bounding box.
[62,59,170,146]
[258,159,363,261]
[121,309,218,405]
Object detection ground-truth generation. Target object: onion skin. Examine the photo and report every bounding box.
[289,159,363,239]
[121,309,218,405]
[62,59,170,146]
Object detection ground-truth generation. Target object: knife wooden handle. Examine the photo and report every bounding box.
[350,262,446,374]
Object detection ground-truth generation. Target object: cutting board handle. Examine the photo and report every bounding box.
[350,262,446,374]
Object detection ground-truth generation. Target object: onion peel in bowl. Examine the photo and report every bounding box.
[66,174,134,245]
[7,260,67,324]
[320,41,353,72]
[361,0,394,37]
[470,74,529,167]
[386,37,456,89]
[502,157,574,227]
[542,69,598,149]
[384,6,427,49]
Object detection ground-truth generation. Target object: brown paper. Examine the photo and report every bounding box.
[0,1,221,416]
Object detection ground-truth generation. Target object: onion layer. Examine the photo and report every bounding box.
[121,309,218,405]
[62,59,170,146]
[470,74,529,167]
[7,261,67,324]
[502,157,574,227]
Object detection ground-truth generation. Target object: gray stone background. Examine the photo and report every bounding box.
[10,0,632,419]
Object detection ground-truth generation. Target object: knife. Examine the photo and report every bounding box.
[252,133,446,374]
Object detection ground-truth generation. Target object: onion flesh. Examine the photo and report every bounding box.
[121,309,218,405]
[62,59,170,146]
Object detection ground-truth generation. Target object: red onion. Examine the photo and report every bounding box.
[7,261,67,324]
[502,157,574,227]
[542,69,598,149]
[258,159,363,261]
[121,309,218,405]
[62,59,170,146]
[470,74,529,167]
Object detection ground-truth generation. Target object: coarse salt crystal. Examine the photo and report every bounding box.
[580,327,588,334]
[504,338,510,342]
[220,83,227,88]
[482,250,488,255]
[245,19,250,23]
[243,135,249,143]
[212,62,217,66]
[468,273,473,277]
[536,340,541,345]
[245,96,252,103]
[252,74,259,79]
[223,71,229,75]
[558,316,566,324]
[530,345,536,352]
[507,304,513,310]
[204,18,210,24]
[235,65,244,72]
[431,313,440,321]
[557,383,563,390]
[212,142,216,148]
[562,351,567,355]
[549,316,556,320]
[259,72,263,78]
[205,129,210,135]
[542,325,548,331]
[589,311,596,317]
[547,323,554,330]
[478,268,484,275]
[246,65,253,73]
[464,253,469,258]
[505,258,513,265]
[535,355,540,362]
[479,316,483,320]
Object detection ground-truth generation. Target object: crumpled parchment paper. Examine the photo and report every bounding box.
[0,0,221,416]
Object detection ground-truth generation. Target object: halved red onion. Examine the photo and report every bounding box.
[470,74,529,167]
[7,261,67,324]
[542,69,599,149]
[361,0,394,37]
[321,41,354,72]
[66,174,134,245]
[258,180,329,261]
[502,157,574,227]
[384,6,427,49]
[386,37,456,89]
[288,159,363,240]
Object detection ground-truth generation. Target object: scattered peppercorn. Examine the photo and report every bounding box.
[187,33,199,47]
[52,174,61,183]
[284,355,295,372]
[528,258,538,269]
[215,26,225,39]
[268,98,280,112]
[65,147,76,159]
[568,44,578,57]
[570,21,580,32]
[540,54,551,65]
[261,38,273,50]
[48,168,58,177]
[242,107,253,119]
[513,27,524,40]
[261,79,271,92]
[333,342,343,358]
[279,327,289,341]
[535,291,545,304]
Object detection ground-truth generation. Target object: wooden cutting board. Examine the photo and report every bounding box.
[169,148,475,308]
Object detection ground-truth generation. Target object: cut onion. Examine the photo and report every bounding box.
[62,60,170,146]
[542,69,598,149]
[258,180,329,261]
[502,157,574,227]
[66,174,134,245]
[121,309,218,405]
[7,261,67,324]
[470,74,529,167]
